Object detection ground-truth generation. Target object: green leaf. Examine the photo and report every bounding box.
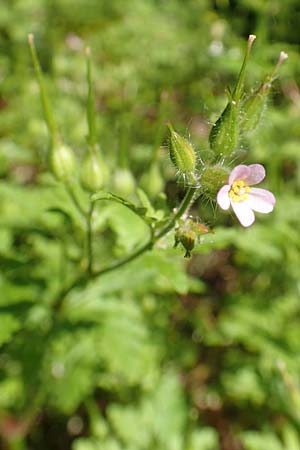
[91,191,147,218]
[0,313,21,346]
[107,370,186,450]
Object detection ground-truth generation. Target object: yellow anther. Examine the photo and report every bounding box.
[229,180,250,203]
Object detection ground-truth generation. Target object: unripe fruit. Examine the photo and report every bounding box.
[240,51,288,135]
[209,35,256,158]
[209,99,239,157]
[140,163,164,198]
[174,218,211,258]
[80,151,108,192]
[113,168,136,196]
[49,144,76,182]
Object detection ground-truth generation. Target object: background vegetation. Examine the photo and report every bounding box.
[1,1,300,449]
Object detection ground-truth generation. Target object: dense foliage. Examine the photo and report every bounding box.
[1,1,300,450]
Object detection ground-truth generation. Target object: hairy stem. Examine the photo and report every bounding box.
[154,187,195,239]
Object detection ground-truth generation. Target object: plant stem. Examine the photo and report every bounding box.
[87,202,94,276]
[53,187,196,310]
[154,187,195,239]
[91,239,153,278]
[65,183,86,218]
[85,187,195,278]
[28,33,58,143]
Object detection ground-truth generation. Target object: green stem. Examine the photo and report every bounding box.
[28,33,58,142]
[92,187,195,277]
[65,183,86,218]
[233,34,256,103]
[53,187,196,310]
[154,187,195,239]
[92,239,153,278]
[87,202,94,276]
[86,47,97,146]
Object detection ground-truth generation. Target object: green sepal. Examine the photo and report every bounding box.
[200,164,230,201]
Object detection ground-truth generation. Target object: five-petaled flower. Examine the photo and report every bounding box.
[217,164,276,227]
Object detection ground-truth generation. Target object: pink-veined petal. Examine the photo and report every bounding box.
[244,164,266,185]
[217,185,231,210]
[231,201,255,227]
[229,165,250,184]
[247,187,276,213]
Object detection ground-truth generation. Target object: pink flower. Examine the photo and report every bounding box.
[217,164,276,227]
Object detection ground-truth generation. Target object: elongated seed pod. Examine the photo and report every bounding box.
[240,51,288,134]
[209,35,256,157]
[209,99,239,157]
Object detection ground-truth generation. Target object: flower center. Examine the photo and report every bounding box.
[229,180,250,202]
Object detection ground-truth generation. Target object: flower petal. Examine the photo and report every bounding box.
[229,165,250,184]
[231,201,255,227]
[247,187,276,213]
[244,164,266,185]
[217,185,231,210]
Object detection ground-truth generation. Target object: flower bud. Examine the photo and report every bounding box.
[167,123,197,182]
[49,143,76,182]
[200,164,230,201]
[240,51,288,135]
[80,149,108,192]
[113,168,136,196]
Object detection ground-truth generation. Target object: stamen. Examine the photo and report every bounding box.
[229,179,251,202]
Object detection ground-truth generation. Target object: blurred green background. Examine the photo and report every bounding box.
[1,1,300,449]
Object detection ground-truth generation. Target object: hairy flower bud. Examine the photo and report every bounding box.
[80,149,108,192]
[167,123,197,182]
[49,143,76,182]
